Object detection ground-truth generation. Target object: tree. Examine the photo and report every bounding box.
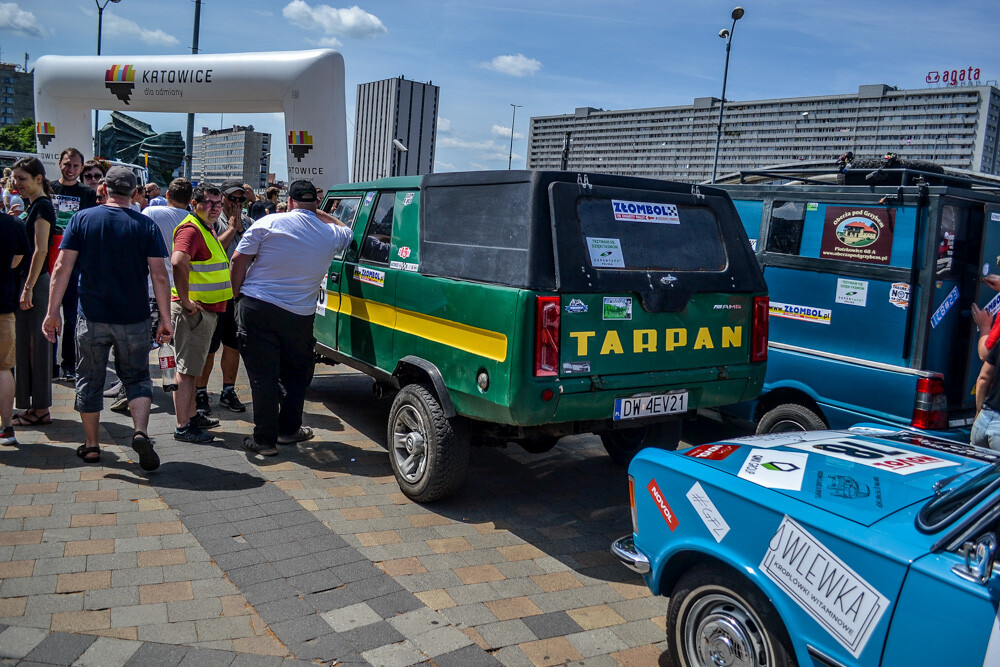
[0,118,36,153]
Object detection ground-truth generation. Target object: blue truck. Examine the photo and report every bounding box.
[716,159,1000,438]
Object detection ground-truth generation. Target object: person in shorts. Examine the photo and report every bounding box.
[0,210,29,445]
[170,183,232,443]
[41,166,172,470]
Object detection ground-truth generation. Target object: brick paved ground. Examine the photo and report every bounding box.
[0,358,743,666]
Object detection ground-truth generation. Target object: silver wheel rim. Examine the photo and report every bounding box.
[683,592,770,667]
[391,405,428,483]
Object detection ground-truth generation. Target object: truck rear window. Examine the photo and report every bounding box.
[576,197,727,272]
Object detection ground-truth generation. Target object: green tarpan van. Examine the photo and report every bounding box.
[313,170,768,501]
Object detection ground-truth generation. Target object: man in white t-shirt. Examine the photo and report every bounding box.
[230,180,352,457]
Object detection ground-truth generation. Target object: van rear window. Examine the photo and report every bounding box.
[575,197,726,271]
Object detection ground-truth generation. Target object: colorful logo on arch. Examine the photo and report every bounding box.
[36,122,55,149]
[105,64,136,104]
[288,131,313,162]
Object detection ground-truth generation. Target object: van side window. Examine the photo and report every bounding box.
[766,201,806,255]
[323,196,362,261]
[360,192,394,264]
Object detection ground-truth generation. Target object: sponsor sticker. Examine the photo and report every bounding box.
[992,212,1000,223]
[749,238,758,251]
[986,292,1000,317]
[787,437,958,475]
[814,471,883,508]
[686,482,729,542]
[587,237,625,268]
[403,192,414,205]
[769,301,832,325]
[603,297,632,320]
[398,246,411,259]
[565,299,588,314]
[930,286,960,328]
[612,199,680,224]
[647,479,678,531]
[761,516,889,658]
[364,192,375,206]
[388,261,419,272]
[315,277,328,316]
[807,202,819,211]
[353,266,385,287]
[562,361,590,374]
[889,282,911,309]
[685,444,739,461]
[835,278,868,307]
[819,206,895,266]
[738,448,808,490]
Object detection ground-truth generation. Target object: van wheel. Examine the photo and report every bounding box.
[668,565,796,667]
[518,435,560,454]
[600,419,681,466]
[756,403,825,434]
[387,384,469,502]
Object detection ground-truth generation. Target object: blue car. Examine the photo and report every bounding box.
[612,428,1000,667]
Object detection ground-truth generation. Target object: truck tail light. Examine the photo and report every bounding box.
[751,296,769,363]
[912,376,948,430]
[628,475,638,533]
[534,296,560,377]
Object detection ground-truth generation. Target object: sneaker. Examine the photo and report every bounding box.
[131,432,160,471]
[0,426,15,447]
[219,387,246,412]
[195,390,211,415]
[109,388,129,413]
[173,424,214,443]
[190,413,220,430]
[242,436,277,457]
[103,380,123,397]
[277,426,314,444]
[60,368,77,383]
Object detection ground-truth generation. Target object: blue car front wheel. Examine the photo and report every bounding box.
[668,565,796,667]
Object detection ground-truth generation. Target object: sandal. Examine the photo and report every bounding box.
[75,444,101,463]
[12,411,52,427]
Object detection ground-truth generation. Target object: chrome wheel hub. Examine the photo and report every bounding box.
[392,405,428,483]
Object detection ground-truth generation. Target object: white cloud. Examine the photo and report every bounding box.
[482,54,541,77]
[491,125,524,140]
[312,36,344,47]
[437,117,452,133]
[283,1,387,40]
[434,160,457,172]
[106,14,179,46]
[438,137,501,151]
[0,2,42,36]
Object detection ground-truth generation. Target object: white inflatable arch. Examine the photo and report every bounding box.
[33,49,347,186]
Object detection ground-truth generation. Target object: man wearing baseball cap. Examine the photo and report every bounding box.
[230,180,352,457]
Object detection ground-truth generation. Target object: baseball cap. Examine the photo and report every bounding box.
[220,179,244,195]
[104,166,137,196]
[288,180,317,203]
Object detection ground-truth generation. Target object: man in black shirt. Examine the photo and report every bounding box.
[0,211,29,445]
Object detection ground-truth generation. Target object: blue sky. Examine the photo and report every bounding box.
[4,0,998,180]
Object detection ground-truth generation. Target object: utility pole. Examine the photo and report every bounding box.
[184,0,202,180]
[508,104,522,170]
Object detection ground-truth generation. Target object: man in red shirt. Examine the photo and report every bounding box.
[170,183,232,443]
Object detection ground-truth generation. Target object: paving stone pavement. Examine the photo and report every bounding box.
[0,359,742,665]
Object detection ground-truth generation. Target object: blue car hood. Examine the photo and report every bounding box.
[683,429,997,526]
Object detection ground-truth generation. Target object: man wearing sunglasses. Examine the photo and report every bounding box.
[193,180,252,417]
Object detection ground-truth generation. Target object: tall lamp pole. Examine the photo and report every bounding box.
[94,0,122,157]
[184,0,202,179]
[508,104,522,170]
[711,6,744,184]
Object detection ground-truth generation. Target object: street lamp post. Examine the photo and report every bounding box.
[94,0,122,157]
[711,6,744,184]
[508,104,522,170]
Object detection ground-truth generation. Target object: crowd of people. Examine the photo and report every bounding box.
[0,147,352,471]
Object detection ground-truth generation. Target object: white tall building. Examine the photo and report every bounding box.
[353,77,439,182]
[193,125,271,188]
[528,83,1000,182]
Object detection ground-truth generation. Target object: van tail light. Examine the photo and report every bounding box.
[534,296,560,377]
[628,475,638,533]
[912,376,948,430]
[751,296,769,363]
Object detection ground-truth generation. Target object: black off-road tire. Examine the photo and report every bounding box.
[387,384,469,502]
[600,419,681,466]
[755,402,826,434]
[668,565,797,667]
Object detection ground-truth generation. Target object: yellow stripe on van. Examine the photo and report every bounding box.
[322,291,508,362]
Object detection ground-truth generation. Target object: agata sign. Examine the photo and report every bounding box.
[926,67,981,86]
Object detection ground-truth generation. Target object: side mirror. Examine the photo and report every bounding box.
[953,532,997,585]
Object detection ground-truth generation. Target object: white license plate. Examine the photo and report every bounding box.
[613,392,688,421]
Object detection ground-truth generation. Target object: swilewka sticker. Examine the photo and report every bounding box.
[647,479,678,531]
[761,516,889,658]
[786,438,958,475]
[353,266,385,287]
[686,482,729,542]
